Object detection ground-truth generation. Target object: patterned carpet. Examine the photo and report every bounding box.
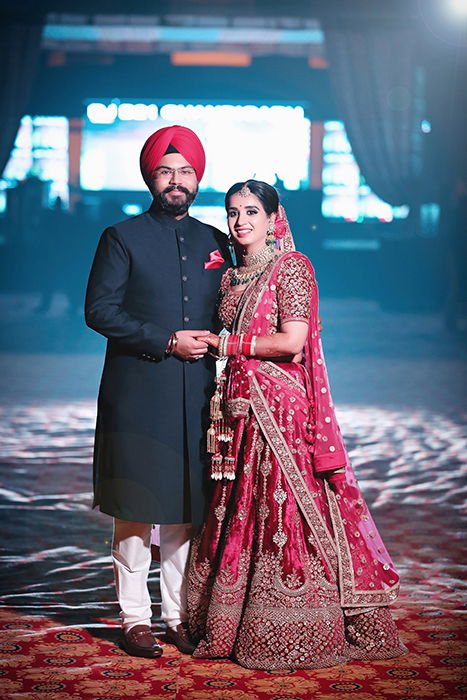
[0,400,466,699]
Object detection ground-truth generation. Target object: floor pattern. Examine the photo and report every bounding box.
[0,400,466,699]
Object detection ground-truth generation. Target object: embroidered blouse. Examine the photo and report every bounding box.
[218,254,313,332]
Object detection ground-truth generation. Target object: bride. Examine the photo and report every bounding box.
[187,179,407,670]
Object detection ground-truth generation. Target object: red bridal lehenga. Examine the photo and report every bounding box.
[187,237,407,670]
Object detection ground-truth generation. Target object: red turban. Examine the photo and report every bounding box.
[140,125,206,187]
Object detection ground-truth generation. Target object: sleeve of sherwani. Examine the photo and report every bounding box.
[85,226,171,358]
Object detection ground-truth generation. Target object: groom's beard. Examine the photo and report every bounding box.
[153,184,198,216]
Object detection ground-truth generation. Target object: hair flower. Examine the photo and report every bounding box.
[274,206,288,240]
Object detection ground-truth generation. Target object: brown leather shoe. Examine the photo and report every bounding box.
[165,622,196,655]
[121,625,163,658]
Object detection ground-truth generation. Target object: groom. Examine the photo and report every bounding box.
[85,125,229,657]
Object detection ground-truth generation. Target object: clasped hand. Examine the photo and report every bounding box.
[172,321,322,362]
[171,330,219,361]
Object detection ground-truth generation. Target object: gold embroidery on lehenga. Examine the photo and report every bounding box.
[214,483,228,538]
[345,607,407,660]
[258,443,271,553]
[190,547,252,659]
[272,484,288,554]
[233,551,348,670]
[215,553,250,594]
[274,571,311,597]
[249,375,338,577]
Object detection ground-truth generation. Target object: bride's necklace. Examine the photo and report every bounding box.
[229,244,276,286]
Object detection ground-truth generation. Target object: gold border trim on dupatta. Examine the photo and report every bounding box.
[325,481,400,608]
[258,361,307,395]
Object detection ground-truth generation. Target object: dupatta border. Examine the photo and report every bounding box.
[249,375,338,578]
[325,481,401,608]
[257,361,307,395]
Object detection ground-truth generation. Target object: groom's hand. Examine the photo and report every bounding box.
[172,330,210,361]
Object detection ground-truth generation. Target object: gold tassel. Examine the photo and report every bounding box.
[210,371,226,421]
[210,390,223,420]
[207,425,218,454]
[208,371,235,480]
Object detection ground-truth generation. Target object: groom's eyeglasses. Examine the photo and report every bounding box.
[153,167,196,179]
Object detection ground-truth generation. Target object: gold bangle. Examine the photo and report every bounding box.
[166,332,178,355]
[218,333,229,358]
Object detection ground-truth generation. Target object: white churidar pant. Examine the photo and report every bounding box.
[112,519,193,631]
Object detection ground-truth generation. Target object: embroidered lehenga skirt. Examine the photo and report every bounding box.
[187,361,406,670]
[187,252,406,670]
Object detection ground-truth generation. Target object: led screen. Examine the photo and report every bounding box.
[80,101,311,192]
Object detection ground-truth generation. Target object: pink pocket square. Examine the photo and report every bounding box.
[204,249,225,269]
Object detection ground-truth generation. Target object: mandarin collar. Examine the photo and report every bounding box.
[148,206,192,230]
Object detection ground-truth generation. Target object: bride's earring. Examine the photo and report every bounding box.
[266,219,276,246]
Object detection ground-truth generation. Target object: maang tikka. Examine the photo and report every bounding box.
[239,182,251,197]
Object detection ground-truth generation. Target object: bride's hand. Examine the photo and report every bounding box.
[196,331,220,349]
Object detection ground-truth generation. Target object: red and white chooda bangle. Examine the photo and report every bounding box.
[218,333,257,358]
